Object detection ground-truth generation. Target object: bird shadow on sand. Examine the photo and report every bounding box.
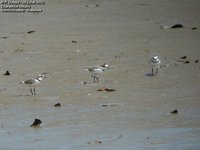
[145,73,154,77]
[14,94,31,97]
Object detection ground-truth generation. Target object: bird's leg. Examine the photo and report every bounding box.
[155,67,158,75]
[33,87,36,95]
[30,88,33,95]
[91,75,99,83]
[92,75,96,83]
[95,76,99,82]
[152,67,154,76]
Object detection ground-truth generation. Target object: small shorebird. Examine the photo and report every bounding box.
[150,56,161,76]
[85,63,110,82]
[20,74,45,95]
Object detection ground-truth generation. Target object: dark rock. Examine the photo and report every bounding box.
[54,103,61,107]
[81,81,87,85]
[170,109,178,114]
[3,71,11,76]
[184,61,190,64]
[14,49,24,53]
[88,140,102,144]
[30,118,42,127]
[180,56,187,59]
[101,104,108,107]
[71,40,77,43]
[27,30,35,34]
[170,24,183,29]
[101,104,118,107]
[191,27,198,30]
[97,87,117,92]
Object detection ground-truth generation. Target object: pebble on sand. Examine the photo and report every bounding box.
[191,27,198,30]
[27,30,35,34]
[97,87,117,92]
[54,103,61,107]
[71,40,77,43]
[160,24,184,29]
[184,61,190,64]
[170,109,178,114]
[3,71,11,76]
[180,56,187,59]
[88,140,102,145]
[101,104,118,107]
[170,24,184,29]
[30,118,42,128]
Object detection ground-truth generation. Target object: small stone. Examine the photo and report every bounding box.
[71,40,77,43]
[170,109,178,114]
[3,71,11,76]
[191,27,198,30]
[180,56,187,59]
[170,24,183,29]
[54,103,61,107]
[101,104,108,107]
[88,140,102,145]
[14,49,24,53]
[30,118,42,128]
[81,81,87,85]
[97,87,117,92]
[27,30,35,34]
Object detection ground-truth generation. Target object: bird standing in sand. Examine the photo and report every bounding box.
[150,56,161,76]
[20,74,46,95]
[85,63,110,82]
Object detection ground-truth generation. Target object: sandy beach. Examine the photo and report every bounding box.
[0,0,200,149]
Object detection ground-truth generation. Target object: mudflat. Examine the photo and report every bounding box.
[0,0,200,149]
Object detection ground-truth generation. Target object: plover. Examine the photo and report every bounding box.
[150,56,161,76]
[20,74,45,95]
[85,63,110,82]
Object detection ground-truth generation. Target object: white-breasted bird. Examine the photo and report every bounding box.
[20,74,46,95]
[85,63,110,82]
[150,56,161,76]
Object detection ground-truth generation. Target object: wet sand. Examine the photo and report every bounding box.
[0,0,200,149]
